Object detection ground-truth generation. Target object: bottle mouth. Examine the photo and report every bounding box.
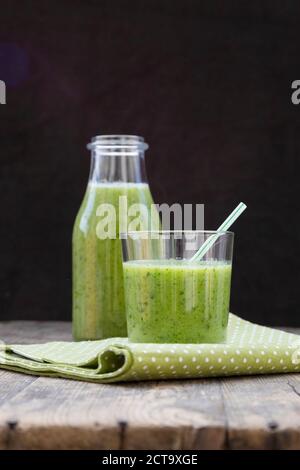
[87,135,149,151]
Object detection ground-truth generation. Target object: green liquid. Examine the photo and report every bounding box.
[123,260,232,343]
[72,182,156,340]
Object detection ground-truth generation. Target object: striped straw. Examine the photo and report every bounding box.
[190,202,247,262]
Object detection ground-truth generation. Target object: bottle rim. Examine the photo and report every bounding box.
[87,135,149,151]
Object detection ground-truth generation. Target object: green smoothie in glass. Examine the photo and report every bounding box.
[123,260,232,343]
[72,136,157,341]
[122,230,234,344]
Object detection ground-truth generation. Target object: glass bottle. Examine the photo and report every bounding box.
[72,135,157,340]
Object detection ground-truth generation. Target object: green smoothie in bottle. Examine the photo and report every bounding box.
[72,136,157,340]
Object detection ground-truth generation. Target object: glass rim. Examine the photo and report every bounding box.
[122,230,234,236]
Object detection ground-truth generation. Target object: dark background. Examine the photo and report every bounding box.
[1,0,300,325]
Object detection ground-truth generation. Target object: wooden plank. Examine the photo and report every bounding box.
[0,322,227,449]
[0,372,37,406]
[0,322,44,415]
[221,374,300,449]
[0,377,226,450]
[0,321,72,343]
[0,322,300,449]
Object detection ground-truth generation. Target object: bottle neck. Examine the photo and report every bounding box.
[88,149,148,184]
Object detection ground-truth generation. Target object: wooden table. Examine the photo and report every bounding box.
[0,322,300,450]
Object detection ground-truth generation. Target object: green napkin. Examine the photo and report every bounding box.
[0,314,300,383]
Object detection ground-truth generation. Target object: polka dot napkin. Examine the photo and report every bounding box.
[0,314,300,382]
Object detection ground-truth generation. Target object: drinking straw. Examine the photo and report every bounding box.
[190,202,247,261]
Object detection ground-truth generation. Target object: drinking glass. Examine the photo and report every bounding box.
[122,230,234,343]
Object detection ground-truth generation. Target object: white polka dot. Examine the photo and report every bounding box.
[191,356,196,362]
[273,351,278,355]
[196,365,201,369]
[261,351,265,355]
[197,350,202,354]
[247,366,252,370]
[142,365,148,370]
[170,349,175,354]
[170,365,175,369]
[283,366,287,370]
[205,357,210,363]
[165,357,170,362]
[243,358,247,363]
[184,349,189,354]
[234,366,239,370]
[280,359,283,364]
[230,358,235,363]
[236,350,241,355]
[210,349,215,354]
[249,350,253,355]
[179,357,183,362]
[209,365,214,370]
[259,366,263,370]
[217,358,222,363]
[255,358,260,363]
[183,365,188,369]
[267,359,272,364]
[151,357,156,362]
[223,350,228,355]
[156,365,161,370]
[222,365,226,370]
[285,352,290,356]
[137,357,143,362]
[271,366,276,370]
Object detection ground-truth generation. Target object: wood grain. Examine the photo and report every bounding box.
[221,374,300,449]
[0,322,300,450]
